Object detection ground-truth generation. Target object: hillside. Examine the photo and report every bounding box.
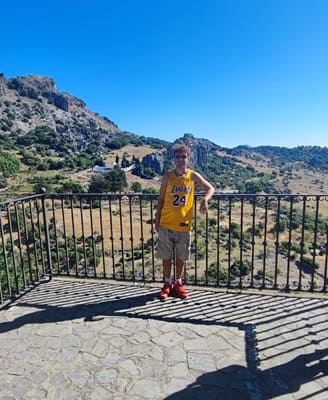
[226,145,328,173]
[0,73,327,197]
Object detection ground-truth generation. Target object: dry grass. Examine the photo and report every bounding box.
[50,198,155,249]
[103,144,156,165]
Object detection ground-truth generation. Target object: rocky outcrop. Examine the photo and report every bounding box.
[8,75,55,100]
[141,151,166,174]
[137,134,220,175]
[0,74,8,95]
[6,75,85,112]
[62,93,86,108]
[46,92,70,111]
[0,72,121,143]
[169,133,220,169]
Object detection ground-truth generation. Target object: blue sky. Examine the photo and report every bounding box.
[1,0,327,148]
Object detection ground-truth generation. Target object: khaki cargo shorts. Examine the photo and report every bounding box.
[157,227,191,261]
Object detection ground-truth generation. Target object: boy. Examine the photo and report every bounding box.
[155,144,215,299]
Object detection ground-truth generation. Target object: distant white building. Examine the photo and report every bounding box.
[92,165,111,173]
[122,164,135,172]
[92,163,135,173]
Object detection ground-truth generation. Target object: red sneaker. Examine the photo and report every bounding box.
[174,282,188,299]
[159,283,172,299]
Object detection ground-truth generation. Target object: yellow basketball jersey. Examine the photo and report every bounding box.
[159,169,195,232]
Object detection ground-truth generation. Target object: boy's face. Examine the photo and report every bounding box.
[174,151,189,167]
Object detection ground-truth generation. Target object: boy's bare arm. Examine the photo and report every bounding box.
[155,173,169,230]
[193,171,215,214]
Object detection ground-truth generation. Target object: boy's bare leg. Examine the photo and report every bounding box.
[159,259,173,299]
[174,258,188,299]
[175,259,185,279]
[163,259,172,279]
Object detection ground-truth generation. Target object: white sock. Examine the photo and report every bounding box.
[175,279,182,285]
[164,278,172,284]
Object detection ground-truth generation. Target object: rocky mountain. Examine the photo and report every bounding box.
[0,73,120,137]
[0,73,327,196]
[139,134,221,175]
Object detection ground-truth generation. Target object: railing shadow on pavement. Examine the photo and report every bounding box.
[0,278,251,334]
[1,278,328,399]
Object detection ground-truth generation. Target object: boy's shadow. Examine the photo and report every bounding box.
[0,279,246,332]
[164,349,328,399]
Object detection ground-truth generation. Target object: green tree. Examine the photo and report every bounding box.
[0,151,20,176]
[88,167,127,193]
[143,167,156,179]
[142,187,158,194]
[121,154,130,168]
[244,180,264,194]
[106,166,127,192]
[230,260,251,277]
[131,181,142,192]
[60,180,84,193]
[272,217,288,233]
[207,263,228,283]
[88,174,111,193]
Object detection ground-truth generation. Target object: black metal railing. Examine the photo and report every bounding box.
[1,193,327,305]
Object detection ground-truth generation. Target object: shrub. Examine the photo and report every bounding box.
[207,263,228,283]
[230,260,251,277]
[0,151,20,175]
[297,256,320,270]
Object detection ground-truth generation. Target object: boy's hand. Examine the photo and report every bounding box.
[199,198,208,215]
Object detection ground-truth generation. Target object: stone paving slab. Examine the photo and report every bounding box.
[0,278,327,399]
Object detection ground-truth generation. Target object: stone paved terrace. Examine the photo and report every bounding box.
[0,278,328,400]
